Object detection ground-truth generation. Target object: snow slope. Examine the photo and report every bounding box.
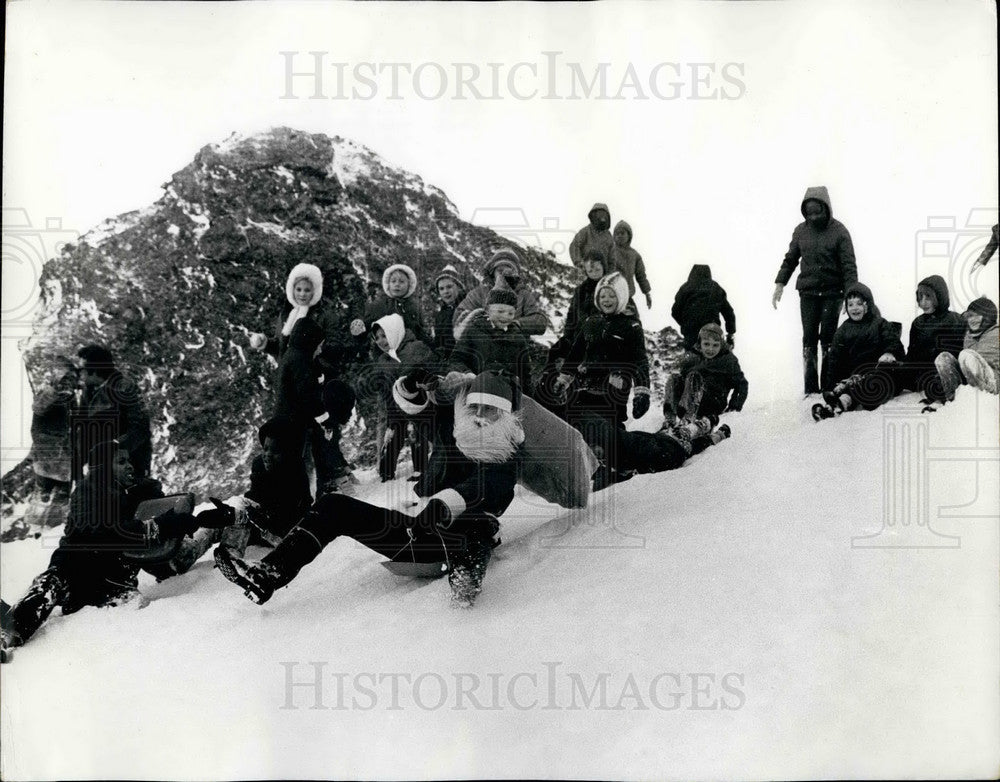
[2,391,998,780]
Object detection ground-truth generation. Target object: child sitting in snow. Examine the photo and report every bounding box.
[811,283,904,420]
[352,263,429,345]
[662,323,748,425]
[449,285,534,393]
[431,265,465,359]
[611,220,653,312]
[930,296,999,407]
[671,264,737,352]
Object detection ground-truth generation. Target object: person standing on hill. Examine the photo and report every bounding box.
[671,264,737,352]
[772,186,858,394]
[569,203,616,271]
[611,220,652,312]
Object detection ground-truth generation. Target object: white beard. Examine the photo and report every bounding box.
[453,394,525,463]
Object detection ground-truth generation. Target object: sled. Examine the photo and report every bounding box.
[381,560,449,578]
[122,493,196,565]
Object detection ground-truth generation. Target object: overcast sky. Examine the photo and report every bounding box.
[2,0,997,457]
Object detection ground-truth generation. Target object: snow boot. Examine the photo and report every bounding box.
[710,423,732,444]
[803,346,820,395]
[449,534,493,609]
[812,403,836,421]
[216,526,323,604]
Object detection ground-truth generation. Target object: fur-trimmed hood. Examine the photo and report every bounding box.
[282,263,324,336]
[382,264,418,299]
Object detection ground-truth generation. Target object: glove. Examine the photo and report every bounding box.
[553,373,574,394]
[155,508,199,538]
[412,498,453,531]
[248,333,266,350]
[349,318,367,337]
[196,498,237,528]
[771,284,784,309]
[440,371,476,392]
[608,373,626,391]
[632,390,651,419]
[403,366,439,393]
[644,292,653,309]
[726,334,735,349]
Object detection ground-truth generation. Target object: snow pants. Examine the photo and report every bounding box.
[935,350,1000,398]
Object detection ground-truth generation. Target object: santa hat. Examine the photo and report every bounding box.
[381,263,418,299]
[466,371,521,413]
[487,285,518,308]
[434,265,466,292]
[484,248,522,279]
[282,263,324,336]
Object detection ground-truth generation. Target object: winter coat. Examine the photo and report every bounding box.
[775,186,858,295]
[671,264,737,349]
[365,315,438,403]
[364,294,429,345]
[610,221,651,299]
[264,299,362,379]
[964,324,1000,381]
[569,203,616,270]
[273,318,327,427]
[453,282,550,337]
[827,282,905,384]
[450,311,534,391]
[547,277,599,366]
[676,345,748,415]
[73,370,151,482]
[30,373,76,482]
[906,275,966,364]
[246,455,312,538]
[433,302,459,359]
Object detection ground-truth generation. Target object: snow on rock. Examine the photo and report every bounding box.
[1,390,997,779]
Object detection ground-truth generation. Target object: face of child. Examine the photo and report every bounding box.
[292,278,314,306]
[487,303,517,328]
[261,436,285,472]
[372,327,390,352]
[437,278,460,305]
[597,287,619,314]
[804,200,827,229]
[112,448,136,488]
[700,336,723,359]
[583,258,605,280]
[965,312,984,332]
[387,270,410,298]
[613,225,630,247]
[917,291,936,314]
[846,296,868,321]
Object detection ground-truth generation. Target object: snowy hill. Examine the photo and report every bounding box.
[2,390,997,779]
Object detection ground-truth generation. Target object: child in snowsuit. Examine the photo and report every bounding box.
[453,248,550,337]
[611,220,652,311]
[432,265,465,359]
[772,186,858,393]
[248,262,358,493]
[1,442,204,659]
[353,263,429,345]
[663,323,748,424]
[364,314,436,482]
[671,264,737,351]
[932,297,999,403]
[450,285,535,393]
[215,370,525,609]
[616,417,731,480]
[552,272,650,481]
[569,203,616,271]
[810,282,905,420]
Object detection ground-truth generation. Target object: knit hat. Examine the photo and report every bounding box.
[434,264,466,292]
[593,272,629,315]
[583,248,607,268]
[258,416,299,449]
[487,286,518,308]
[382,263,418,299]
[484,248,522,279]
[283,263,324,336]
[698,322,725,343]
[963,296,998,331]
[466,371,520,413]
[77,344,115,377]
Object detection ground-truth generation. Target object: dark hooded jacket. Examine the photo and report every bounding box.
[547,276,600,366]
[449,311,534,392]
[569,203,617,270]
[433,302,459,359]
[827,282,905,384]
[676,344,749,415]
[273,318,327,425]
[671,264,737,349]
[906,275,966,364]
[611,220,651,299]
[73,368,152,483]
[775,186,858,295]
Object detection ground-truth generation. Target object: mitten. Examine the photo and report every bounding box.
[349,318,367,337]
[248,333,266,350]
[631,391,651,419]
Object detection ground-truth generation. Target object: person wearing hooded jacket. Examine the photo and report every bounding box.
[932,297,999,403]
[431,264,466,359]
[671,264,737,351]
[353,263,429,345]
[772,186,859,393]
[611,220,652,309]
[453,248,550,337]
[569,203,616,271]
